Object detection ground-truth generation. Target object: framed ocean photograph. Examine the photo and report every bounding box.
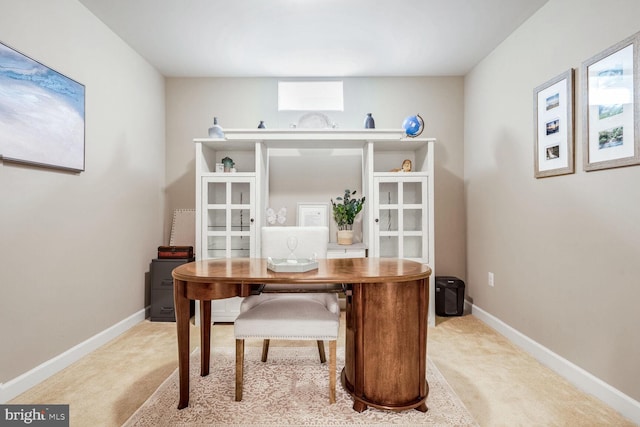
[581,31,639,172]
[533,69,575,178]
[0,41,85,172]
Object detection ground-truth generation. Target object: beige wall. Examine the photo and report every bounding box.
[465,0,640,401]
[165,76,466,276]
[0,0,165,382]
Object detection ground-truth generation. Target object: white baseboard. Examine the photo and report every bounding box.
[472,304,640,425]
[0,308,147,404]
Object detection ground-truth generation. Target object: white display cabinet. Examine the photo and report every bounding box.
[371,175,429,262]
[194,130,435,325]
[200,176,256,321]
[201,176,255,259]
[194,139,264,322]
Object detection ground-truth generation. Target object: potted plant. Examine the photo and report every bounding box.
[331,189,365,245]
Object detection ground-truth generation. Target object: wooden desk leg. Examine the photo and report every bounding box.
[353,400,368,413]
[174,279,190,410]
[352,284,367,413]
[329,340,336,404]
[201,300,211,376]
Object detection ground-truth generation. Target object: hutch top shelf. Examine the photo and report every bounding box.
[193,128,435,176]
[194,128,435,151]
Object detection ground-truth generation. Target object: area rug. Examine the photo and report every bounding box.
[123,346,477,426]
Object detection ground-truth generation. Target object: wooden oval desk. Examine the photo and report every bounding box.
[172,257,431,412]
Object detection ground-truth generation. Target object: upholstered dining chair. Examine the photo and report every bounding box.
[234,226,340,404]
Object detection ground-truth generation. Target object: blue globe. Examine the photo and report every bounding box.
[402,114,424,137]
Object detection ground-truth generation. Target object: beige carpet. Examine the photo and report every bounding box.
[123,346,477,426]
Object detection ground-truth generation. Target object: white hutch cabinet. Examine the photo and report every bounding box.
[371,175,430,261]
[201,176,256,259]
[194,139,264,322]
[194,130,435,325]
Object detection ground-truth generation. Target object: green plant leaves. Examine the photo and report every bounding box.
[331,189,365,230]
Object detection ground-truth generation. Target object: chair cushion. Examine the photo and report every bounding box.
[239,293,340,314]
[235,295,339,340]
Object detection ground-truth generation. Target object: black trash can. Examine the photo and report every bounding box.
[435,276,465,316]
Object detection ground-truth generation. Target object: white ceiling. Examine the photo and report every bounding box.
[78,0,548,78]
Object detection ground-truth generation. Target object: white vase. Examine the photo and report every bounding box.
[337,230,354,245]
[208,117,225,138]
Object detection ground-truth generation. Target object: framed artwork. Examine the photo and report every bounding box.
[0,41,85,172]
[297,202,329,227]
[581,31,639,172]
[533,69,575,178]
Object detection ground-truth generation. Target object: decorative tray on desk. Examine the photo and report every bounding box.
[267,258,318,273]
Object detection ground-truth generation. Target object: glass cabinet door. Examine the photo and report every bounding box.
[373,175,428,263]
[202,177,255,259]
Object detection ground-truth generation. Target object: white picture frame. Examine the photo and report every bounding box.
[297,203,329,227]
[582,31,640,171]
[533,69,575,178]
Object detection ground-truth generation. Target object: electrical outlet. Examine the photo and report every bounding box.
[488,272,495,287]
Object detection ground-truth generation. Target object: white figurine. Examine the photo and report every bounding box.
[266,208,276,225]
[276,207,287,224]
